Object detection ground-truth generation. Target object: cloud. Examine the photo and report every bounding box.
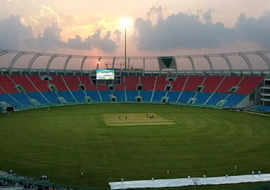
[26,23,64,49]
[66,30,118,52]
[0,15,118,53]
[133,7,270,51]
[134,11,234,51]
[235,11,270,48]
[0,15,33,50]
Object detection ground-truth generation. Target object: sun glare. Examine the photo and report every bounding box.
[119,17,132,29]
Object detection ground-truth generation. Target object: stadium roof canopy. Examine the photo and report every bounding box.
[0,49,270,74]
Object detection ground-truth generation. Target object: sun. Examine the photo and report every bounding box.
[119,17,132,29]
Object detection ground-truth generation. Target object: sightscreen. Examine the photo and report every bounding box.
[96,69,115,80]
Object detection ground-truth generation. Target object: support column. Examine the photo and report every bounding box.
[63,55,72,70]
[203,55,214,71]
[27,53,41,70]
[8,51,25,71]
[112,57,116,69]
[220,54,233,71]
[80,56,88,72]
[46,55,57,71]
[187,56,196,71]
[238,52,253,71]
[255,52,270,70]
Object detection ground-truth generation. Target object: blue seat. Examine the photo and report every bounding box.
[43,92,59,104]
[12,93,32,107]
[86,91,100,102]
[178,92,195,104]
[152,91,166,102]
[114,91,125,102]
[141,91,152,102]
[58,91,75,103]
[28,92,47,104]
[195,93,211,105]
[99,90,111,102]
[207,93,227,105]
[0,93,21,109]
[252,106,270,112]
[224,94,246,107]
[72,91,85,103]
[167,91,179,103]
[127,91,138,102]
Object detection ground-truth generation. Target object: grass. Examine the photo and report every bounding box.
[0,104,270,189]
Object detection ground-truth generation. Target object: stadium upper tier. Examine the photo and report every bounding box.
[1,50,270,72]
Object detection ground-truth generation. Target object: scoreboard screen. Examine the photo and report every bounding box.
[96,69,115,80]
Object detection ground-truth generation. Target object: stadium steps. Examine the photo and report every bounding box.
[123,76,128,102]
[47,81,64,104]
[61,75,78,103]
[190,76,207,104]
[24,92,42,107]
[221,76,245,107]
[204,76,226,105]
[189,76,208,104]
[77,75,88,100]
[237,76,264,94]
[97,90,103,102]
[6,74,35,107]
[0,74,18,93]
[164,78,174,98]
[216,76,241,93]
[176,76,190,103]
[0,85,23,109]
[11,74,36,92]
[138,75,142,85]
[25,74,51,104]
[184,76,204,91]
[201,76,207,86]
[150,76,158,103]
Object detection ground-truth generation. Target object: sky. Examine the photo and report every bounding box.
[0,0,270,56]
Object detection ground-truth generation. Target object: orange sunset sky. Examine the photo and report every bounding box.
[1,0,270,56]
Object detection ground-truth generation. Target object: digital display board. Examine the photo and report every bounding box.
[96,69,115,80]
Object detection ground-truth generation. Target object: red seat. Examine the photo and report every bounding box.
[50,75,67,91]
[237,76,264,94]
[114,77,125,90]
[0,75,18,93]
[203,76,223,93]
[155,76,170,91]
[216,76,241,93]
[141,76,155,90]
[28,74,50,92]
[0,86,5,94]
[97,84,109,91]
[126,76,139,90]
[63,75,80,91]
[171,76,187,91]
[11,74,36,92]
[184,76,204,91]
[79,76,96,90]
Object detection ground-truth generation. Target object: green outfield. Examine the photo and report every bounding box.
[0,104,270,189]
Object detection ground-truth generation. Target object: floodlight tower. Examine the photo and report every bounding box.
[125,26,127,70]
[120,17,131,70]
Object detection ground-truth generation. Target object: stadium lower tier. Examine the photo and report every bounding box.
[0,90,247,111]
[251,106,270,113]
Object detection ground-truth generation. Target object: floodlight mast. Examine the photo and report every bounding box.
[124,26,127,70]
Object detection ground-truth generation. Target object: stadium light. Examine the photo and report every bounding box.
[120,17,132,70]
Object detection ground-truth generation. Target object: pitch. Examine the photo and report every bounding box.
[0,104,270,189]
[103,113,176,126]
